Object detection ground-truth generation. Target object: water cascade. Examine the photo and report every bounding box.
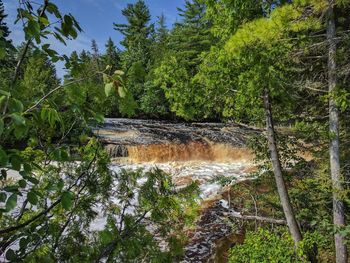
[94,118,260,262]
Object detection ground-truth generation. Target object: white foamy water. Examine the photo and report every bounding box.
[111,161,251,198]
[90,161,251,232]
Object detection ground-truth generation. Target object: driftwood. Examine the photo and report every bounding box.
[228,211,286,225]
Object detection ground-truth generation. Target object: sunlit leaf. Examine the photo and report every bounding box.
[105,82,114,97]
[118,86,127,98]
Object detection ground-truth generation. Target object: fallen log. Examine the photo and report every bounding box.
[227,210,286,225]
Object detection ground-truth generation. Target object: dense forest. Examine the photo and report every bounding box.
[0,0,350,262]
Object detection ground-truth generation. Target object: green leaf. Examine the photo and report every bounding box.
[14,124,28,139]
[0,148,8,166]
[5,249,17,261]
[103,73,109,84]
[18,179,27,188]
[3,185,19,193]
[69,27,78,39]
[23,175,39,185]
[0,89,10,96]
[8,98,24,113]
[24,163,32,173]
[10,113,26,126]
[11,155,21,171]
[61,191,73,210]
[53,32,66,45]
[0,192,6,202]
[94,113,104,123]
[27,20,40,36]
[0,118,4,135]
[27,191,38,205]
[114,70,124,76]
[45,48,59,58]
[64,15,73,27]
[60,149,69,161]
[57,180,64,190]
[1,169,6,180]
[5,193,17,212]
[0,96,6,109]
[39,17,49,26]
[0,47,5,59]
[19,238,29,249]
[118,86,127,98]
[47,3,61,18]
[105,82,114,97]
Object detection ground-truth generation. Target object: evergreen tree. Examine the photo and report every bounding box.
[171,0,213,72]
[140,14,171,119]
[114,0,152,62]
[0,0,11,44]
[65,51,80,79]
[153,0,215,120]
[114,0,154,110]
[91,39,99,58]
[15,48,59,107]
[103,37,120,72]
[0,0,15,89]
[91,39,101,72]
[155,14,168,49]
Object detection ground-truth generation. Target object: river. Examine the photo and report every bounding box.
[93,118,259,262]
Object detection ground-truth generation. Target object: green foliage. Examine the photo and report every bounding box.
[113,0,153,113]
[1,0,350,261]
[83,168,199,262]
[0,1,144,261]
[229,228,303,263]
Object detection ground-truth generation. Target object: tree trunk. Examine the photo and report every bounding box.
[326,1,348,262]
[263,88,302,245]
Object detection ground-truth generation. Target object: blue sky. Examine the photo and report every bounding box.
[3,0,185,77]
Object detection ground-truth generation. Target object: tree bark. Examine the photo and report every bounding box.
[263,88,302,245]
[326,1,348,262]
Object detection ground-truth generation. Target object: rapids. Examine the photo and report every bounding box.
[94,119,259,262]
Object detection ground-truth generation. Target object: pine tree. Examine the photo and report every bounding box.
[0,0,11,43]
[153,0,215,120]
[138,14,171,119]
[103,37,120,72]
[91,39,101,71]
[155,14,168,46]
[18,50,59,106]
[91,39,99,57]
[114,0,152,47]
[114,0,153,106]
[0,0,13,65]
[65,51,80,79]
[171,0,213,72]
